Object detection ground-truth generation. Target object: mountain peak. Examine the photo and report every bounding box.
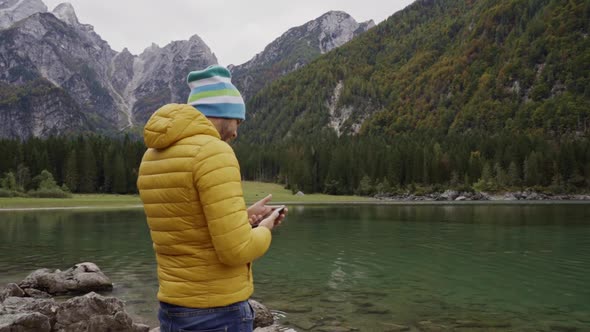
[188,34,205,44]
[142,42,160,53]
[362,19,376,30]
[321,10,351,18]
[0,0,47,29]
[319,10,352,20]
[313,11,370,53]
[231,10,372,100]
[51,2,79,26]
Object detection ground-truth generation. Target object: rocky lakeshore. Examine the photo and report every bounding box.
[0,263,280,332]
[2,263,587,331]
[375,190,590,202]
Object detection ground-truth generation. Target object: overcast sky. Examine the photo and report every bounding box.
[43,0,414,66]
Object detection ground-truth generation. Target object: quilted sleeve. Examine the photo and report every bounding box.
[193,139,272,266]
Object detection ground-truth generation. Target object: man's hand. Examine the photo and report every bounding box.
[248,194,273,226]
[258,206,288,231]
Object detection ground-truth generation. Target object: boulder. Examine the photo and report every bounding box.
[18,269,53,289]
[1,297,59,326]
[295,191,305,196]
[440,190,459,201]
[471,192,490,201]
[23,288,51,298]
[513,191,525,200]
[19,262,112,295]
[5,263,283,332]
[0,312,51,332]
[1,296,59,315]
[53,292,148,332]
[249,299,274,328]
[503,193,518,200]
[0,283,25,302]
[134,324,151,332]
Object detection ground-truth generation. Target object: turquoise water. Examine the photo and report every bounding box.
[0,204,589,331]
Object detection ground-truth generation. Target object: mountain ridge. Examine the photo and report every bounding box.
[0,2,371,138]
[238,0,589,142]
[231,10,374,100]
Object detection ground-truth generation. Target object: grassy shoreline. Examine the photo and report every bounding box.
[1,181,589,210]
[0,181,375,210]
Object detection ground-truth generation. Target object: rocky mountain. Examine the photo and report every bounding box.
[0,79,89,138]
[0,2,217,138]
[0,2,371,139]
[0,0,46,29]
[0,9,119,137]
[124,36,217,125]
[231,11,374,100]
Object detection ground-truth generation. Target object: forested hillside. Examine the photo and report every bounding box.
[235,0,590,195]
[241,0,589,139]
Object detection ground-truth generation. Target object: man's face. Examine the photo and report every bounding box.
[218,118,242,142]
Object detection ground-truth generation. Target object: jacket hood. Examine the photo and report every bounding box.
[143,104,220,149]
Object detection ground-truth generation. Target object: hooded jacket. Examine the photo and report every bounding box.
[137,103,272,308]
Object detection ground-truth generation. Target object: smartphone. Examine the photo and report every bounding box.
[252,206,286,228]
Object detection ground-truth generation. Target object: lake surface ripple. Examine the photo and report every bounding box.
[1,204,589,331]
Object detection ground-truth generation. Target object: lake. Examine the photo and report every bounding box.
[1,204,589,331]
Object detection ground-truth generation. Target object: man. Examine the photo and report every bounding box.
[137,65,286,332]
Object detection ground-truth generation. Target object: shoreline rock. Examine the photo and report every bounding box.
[18,262,113,295]
[1,263,278,331]
[0,285,148,332]
[374,190,590,202]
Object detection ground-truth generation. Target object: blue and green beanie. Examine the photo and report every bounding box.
[187,65,245,120]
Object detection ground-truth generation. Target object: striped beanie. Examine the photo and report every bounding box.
[186,65,245,120]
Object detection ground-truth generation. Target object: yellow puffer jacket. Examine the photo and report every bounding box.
[137,103,272,308]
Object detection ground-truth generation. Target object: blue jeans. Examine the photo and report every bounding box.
[158,300,255,332]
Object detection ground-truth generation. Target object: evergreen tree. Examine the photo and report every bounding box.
[102,144,115,193]
[494,162,509,188]
[112,152,127,194]
[550,161,565,192]
[481,162,493,183]
[422,146,432,184]
[78,140,97,193]
[431,143,444,184]
[15,164,31,192]
[468,151,483,183]
[375,178,392,195]
[64,150,78,192]
[508,161,521,186]
[450,171,460,188]
[474,162,496,192]
[30,147,50,177]
[358,175,373,196]
[524,152,540,186]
